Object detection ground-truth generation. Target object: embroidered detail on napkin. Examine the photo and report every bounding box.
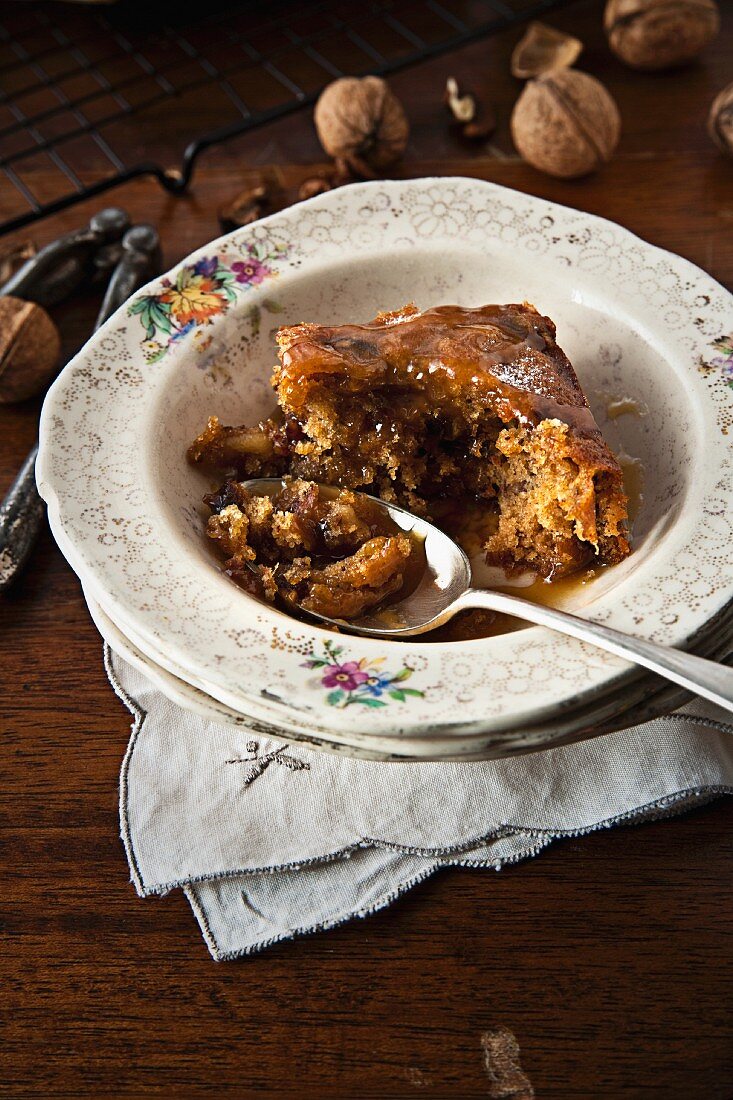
[226,741,310,788]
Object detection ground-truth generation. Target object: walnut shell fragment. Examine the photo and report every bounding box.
[463,112,497,142]
[314,76,409,174]
[218,175,284,233]
[511,22,583,79]
[298,176,333,201]
[444,78,496,141]
[604,0,720,70]
[297,154,376,203]
[445,77,476,123]
[511,69,621,179]
[708,82,733,157]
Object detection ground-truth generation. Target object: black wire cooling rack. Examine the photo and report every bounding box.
[0,0,568,238]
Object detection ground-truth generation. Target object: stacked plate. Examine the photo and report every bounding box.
[37,179,733,760]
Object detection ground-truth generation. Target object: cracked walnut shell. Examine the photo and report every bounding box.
[511,22,583,79]
[314,76,409,174]
[0,295,61,403]
[708,82,733,157]
[511,70,621,179]
[604,0,720,70]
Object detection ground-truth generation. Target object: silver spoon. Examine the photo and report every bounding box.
[240,479,733,713]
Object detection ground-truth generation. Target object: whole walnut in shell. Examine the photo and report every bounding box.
[708,82,733,157]
[511,69,621,179]
[314,76,409,175]
[604,0,720,71]
[0,295,61,403]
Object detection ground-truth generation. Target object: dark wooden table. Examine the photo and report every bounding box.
[2,2,732,1096]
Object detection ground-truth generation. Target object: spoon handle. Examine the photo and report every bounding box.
[457,589,733,713]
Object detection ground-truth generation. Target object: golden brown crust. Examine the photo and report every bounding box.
[276,303,588,414]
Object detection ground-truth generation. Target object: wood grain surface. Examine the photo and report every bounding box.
[1,1,731,1096]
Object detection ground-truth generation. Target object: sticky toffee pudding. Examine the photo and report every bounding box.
[189,302,631,631]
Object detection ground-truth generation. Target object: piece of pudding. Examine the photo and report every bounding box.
[190,302,630,591]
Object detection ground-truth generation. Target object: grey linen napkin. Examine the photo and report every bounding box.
[106,647,733,960]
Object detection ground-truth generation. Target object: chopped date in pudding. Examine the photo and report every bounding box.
[204,478,417,620]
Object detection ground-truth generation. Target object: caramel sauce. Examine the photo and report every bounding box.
[606,396,648,420]
[280,304,603,440]
[618,452,644,524]
[427,568,600,642]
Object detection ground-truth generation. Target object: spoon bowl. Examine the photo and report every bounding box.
[239,479,733,714]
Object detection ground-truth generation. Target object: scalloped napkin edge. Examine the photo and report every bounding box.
[106,647,733,960]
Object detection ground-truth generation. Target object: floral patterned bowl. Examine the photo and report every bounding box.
[86,582,733,760]
[37,178,733,751]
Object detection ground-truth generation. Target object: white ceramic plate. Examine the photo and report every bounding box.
[87,582,732,760]
[38,178,733,745]
[84,585,252,727]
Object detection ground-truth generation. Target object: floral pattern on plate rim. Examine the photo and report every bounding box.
[128,241,288,363]
[709,332,733,387]
[302,640,425,709]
